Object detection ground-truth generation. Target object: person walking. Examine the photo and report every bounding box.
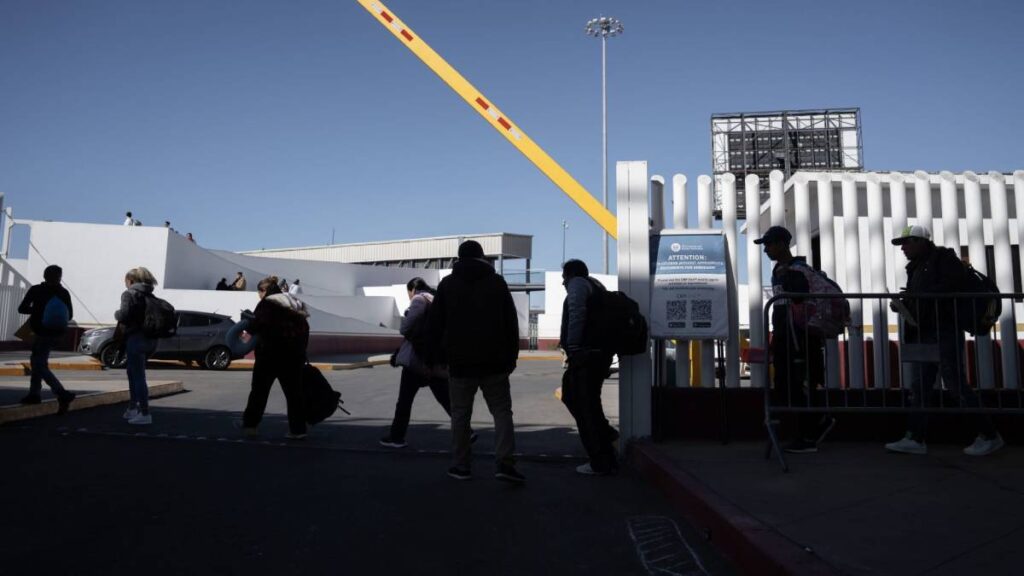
[380,277,462,448]
[239,276,310,440]
[231,271,247,291]
[288,279,303,296]
[885,225,1003,456]
[114,267,160,425]
[18,265,76,413]
[757,226,833,453]
[428,240,524,483]
[559,259,619,475]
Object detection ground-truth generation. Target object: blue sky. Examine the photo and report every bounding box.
[2,0,1022,282]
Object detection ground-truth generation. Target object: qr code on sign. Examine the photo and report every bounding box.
[667,299,687,322]
[691,300,712,321]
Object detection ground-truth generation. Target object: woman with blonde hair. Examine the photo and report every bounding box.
[240,276,310,439]
[114,266,159,424]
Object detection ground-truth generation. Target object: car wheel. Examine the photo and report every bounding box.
[204,346,232,370]
[99,343,127,369]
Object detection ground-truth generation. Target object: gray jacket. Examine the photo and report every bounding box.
[114,283,154,335]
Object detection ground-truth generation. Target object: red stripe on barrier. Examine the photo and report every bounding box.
[400,30,414,41]
[497,117,512,130]
[475,97,490,110]
[381,11,394,23]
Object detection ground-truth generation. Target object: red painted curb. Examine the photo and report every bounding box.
[629,442,841,576]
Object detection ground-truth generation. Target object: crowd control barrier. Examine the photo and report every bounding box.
[760,291,1024,471]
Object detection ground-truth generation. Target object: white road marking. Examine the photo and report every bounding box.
[627,516,708,576]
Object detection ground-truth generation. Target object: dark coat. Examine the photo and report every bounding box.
[902,244,966,338]
[247,293,310,359]
[428,258,519,378]
[770,257,811,348]
[19,283,73,337]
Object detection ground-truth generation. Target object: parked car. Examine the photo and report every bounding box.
[79,311,243,370]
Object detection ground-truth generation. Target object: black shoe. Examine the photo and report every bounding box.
[495,465,525,484]
[815,416,837,445]
[447,467,472,481]
[379,437,407,448]
[57,392,76,415]
[784,439,818,454]
[19,394,41,405]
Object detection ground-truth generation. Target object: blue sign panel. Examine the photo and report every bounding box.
[650,232,729,340]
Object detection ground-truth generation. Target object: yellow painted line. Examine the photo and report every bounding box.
[0,365,27,376]
[356,0,617,238]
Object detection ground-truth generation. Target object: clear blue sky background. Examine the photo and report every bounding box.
[2,0,1022,285]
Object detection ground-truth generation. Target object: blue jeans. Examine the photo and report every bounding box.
[126,333,157,411]
[29,334,68,398]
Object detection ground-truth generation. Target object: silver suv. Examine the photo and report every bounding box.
[79,311,242,370]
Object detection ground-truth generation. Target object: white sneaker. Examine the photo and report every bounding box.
[123,406,139,420]
[128,413,152,425]
[575,463,609,476]
[885,435,927,455]
[964,434,1004,456]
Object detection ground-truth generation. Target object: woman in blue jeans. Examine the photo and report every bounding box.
[114,266,159,425]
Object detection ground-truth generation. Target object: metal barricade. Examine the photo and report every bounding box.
[760,291,1024,471]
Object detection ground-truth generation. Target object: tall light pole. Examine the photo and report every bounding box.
[561,219,569,265]
[585,16,623,274]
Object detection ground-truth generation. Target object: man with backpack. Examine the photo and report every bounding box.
[559,259,619,476]
[428,240,524,483]
[757,226,835,454]
[885,225,1003,456]
[18,265,76,412]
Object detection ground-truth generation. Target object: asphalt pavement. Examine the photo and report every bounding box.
[0,360,736,576]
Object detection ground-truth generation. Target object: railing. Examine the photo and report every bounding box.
[759,291,1024,471]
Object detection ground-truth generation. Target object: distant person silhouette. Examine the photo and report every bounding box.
[231,272,247,291]
[123,212,134,226]
[215,278,229,291]
[288,279,303,295]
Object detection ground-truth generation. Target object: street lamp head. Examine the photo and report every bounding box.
[584,16,623,38]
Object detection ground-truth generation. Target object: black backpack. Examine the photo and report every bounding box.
[586,279,649,356]
[304,364,349,425]
[957,263,1001,335]
[143,295,177,338]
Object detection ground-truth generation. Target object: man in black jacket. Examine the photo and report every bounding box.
[559,259,618,475]
[429,240,524,483]
[18,265,76,411]
[885,225,1003,456]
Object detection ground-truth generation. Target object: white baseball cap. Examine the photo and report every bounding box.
[891,224,932,245]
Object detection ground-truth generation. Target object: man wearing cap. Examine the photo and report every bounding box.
[428,240,525,483]
[756,226,832,453]
[885,225,1003,456]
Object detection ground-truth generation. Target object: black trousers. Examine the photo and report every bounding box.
[771,328,825,441]
[562,351,618,472]
[388,367,452,441]
[243,350,307,435]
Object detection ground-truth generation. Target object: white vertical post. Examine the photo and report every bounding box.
[721,173,740,388]
[817,174,840,389]
[746,175,766,389]
[617,161,653,441]
[965,171,995,389]
[651,176,666,387]
[672,174,691,387]
[867,173,889,388]
[889,172,909,291]
[940,171,961,250]
[889,172,912,388]
[793,175,812,257]
[842,174,865,388]
[2,206,13,259]
[914,171,933,233]
[989,171,1018,390]
[769,170,785,227]
[697,175,716,388]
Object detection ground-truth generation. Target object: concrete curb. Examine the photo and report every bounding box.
[0,381,184,425]
[629,441,841,576]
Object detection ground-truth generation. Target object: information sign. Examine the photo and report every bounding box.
[650,231,730,340]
